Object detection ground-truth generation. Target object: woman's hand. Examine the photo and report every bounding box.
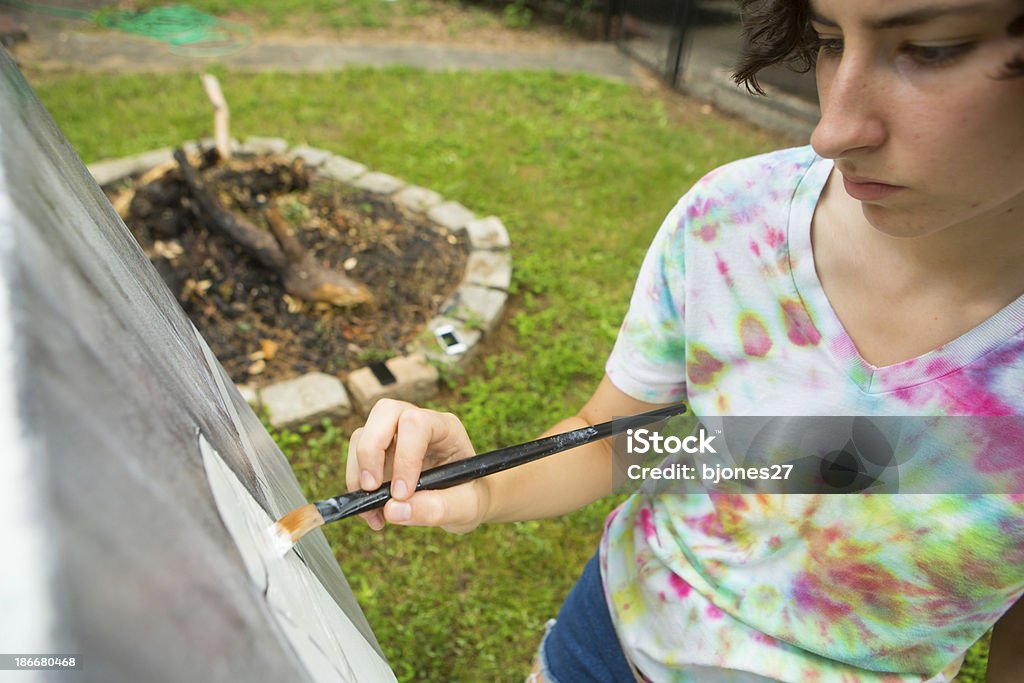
[347,377,668,532]
[345,398,488,534]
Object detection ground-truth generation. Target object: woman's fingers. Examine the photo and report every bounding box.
[364,509,385,531]
[354,399,411,490]
[390,407,449,501]
[382,482,487,534]
[345,426,387,530]
[344,427,363,492]
[347,399,477,531]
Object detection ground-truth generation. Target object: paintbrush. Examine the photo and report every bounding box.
[268,403,687,555]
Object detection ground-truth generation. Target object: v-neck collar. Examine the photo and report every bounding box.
[787,154,1024,395]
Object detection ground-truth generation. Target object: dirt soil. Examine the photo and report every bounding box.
[107,149,468,386]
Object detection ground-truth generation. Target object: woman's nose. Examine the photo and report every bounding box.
[810,55,888,159]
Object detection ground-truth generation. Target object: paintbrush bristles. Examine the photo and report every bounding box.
[268,503,325,556]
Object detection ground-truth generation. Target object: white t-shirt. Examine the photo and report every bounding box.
[602,146,1024,682]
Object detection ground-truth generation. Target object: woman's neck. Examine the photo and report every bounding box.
[819,169,1024,308]
[810,169,1024,367]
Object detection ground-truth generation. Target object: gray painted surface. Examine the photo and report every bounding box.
[0,48,391,682]
[200,435,395,682]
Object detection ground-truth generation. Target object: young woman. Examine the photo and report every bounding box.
[346,0,1024,680]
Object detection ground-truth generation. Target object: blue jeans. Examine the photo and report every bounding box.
[536,551,639,683]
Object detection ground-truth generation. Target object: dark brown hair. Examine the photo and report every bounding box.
[733,0,1024,95]
[1008,10,1024,74]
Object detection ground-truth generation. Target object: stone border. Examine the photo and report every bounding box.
[90,137,512,427]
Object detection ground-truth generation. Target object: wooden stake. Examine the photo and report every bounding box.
[201,73,231,161]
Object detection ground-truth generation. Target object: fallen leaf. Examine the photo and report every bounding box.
[181,278,212,300]
[112,189,135,219]
[247,359,266,375]
[153,240,184,260]
[260,339,279,361]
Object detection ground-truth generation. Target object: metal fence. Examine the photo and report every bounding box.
[604,0,695,88]
[605,0,817,102]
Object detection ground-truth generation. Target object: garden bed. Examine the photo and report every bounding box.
[106,149,469,385]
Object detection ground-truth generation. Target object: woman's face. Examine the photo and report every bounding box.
[809,0,1024,239]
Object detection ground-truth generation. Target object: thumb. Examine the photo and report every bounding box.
[381,483,486,534]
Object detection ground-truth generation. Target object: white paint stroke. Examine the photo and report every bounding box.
[198,434,395,683]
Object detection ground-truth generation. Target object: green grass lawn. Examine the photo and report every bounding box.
[29,67,990,682]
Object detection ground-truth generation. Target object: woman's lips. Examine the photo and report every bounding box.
[842,175,905,202]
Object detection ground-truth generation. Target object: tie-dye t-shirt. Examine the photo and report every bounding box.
[602,146,1024,682]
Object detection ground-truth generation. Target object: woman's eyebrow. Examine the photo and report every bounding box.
[810,2,993,30]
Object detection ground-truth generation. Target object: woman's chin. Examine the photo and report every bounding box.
[860,203,939,240]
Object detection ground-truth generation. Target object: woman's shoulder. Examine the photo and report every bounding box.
[660,146,821,240]
[690,145,820,198]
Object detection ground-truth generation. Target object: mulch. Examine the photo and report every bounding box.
[106,150,468,385]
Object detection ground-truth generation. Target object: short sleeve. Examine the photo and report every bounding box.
[605,196,689,403]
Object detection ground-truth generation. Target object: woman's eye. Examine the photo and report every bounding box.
[815,37,844,56]
[901,42,976,66]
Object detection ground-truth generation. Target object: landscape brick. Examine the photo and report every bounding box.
[393,185,443,213]
[88,148,173,186]
[346,354,439,414]
[351,171,404,195]
[260,372,352,428]
[463,250,512,291]
[241,136,289,155]
[427,201,476,232]
[235,383,260,408]
[414,316,483,365]
[321,155,367,182]
[440,285,507,332]
[286,145,332,168]
[465,216,511,250]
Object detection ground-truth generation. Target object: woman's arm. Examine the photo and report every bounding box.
[482,376,671,523]
[345,375,673,532]
[985,596,1024,682]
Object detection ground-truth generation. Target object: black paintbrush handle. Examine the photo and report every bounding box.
[314,403,687,524]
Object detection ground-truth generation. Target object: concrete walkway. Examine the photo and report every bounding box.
[23,30,642,81]
[2,1,815,138]
[3,2,639,82]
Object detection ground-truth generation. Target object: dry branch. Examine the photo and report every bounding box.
[173,148,372,307]
[264,207,374,307]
